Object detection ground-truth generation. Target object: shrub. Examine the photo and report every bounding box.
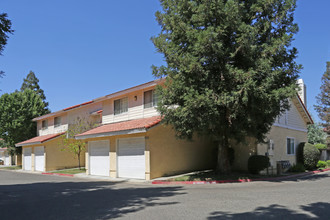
[289,163,305,172]
[315,143,327,151]
[248,155,270,174]
[296,142,305,164]
[303,143,320,170]
[317,160,327,168]
[326,160,330,167]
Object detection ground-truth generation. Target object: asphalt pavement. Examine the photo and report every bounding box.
[0,169,330,220]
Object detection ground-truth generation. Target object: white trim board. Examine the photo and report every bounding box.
[273,123,308,133]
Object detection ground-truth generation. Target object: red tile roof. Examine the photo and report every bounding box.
[15,132,65,147]
[63,101,94,111]
[76,116,162,138]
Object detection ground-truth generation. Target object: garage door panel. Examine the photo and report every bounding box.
[4,152,10,166]
[89,140,110,176]
[118,148,144,156]
[34,146,45,172]
[117,137,145,179]
[23,148,32,171]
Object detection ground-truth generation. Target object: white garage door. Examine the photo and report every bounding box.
[117,137,145,179]
[34,146,45,172]
[89,140,110,176]
[4,152,10,166]
[23,147,32,171]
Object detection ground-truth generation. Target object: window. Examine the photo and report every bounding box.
[54,117,61,127]
[144,90,158,108]
[42,120,48,130]
[287,138,295,155]
[114,97,128,115]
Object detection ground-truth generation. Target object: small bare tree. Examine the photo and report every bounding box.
[60,116,96,169]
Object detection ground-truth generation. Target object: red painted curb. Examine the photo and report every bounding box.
[151,168,330,185]
[42,172,74,177]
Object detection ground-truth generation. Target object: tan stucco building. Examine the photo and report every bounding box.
[16,79,312,179]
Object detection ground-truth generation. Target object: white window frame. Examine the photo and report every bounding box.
[143,90,158,109]
[114,97,128,115]
[286,137,295,155]
[54,116,61,128]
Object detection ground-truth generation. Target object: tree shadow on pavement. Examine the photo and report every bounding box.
[208,202,330,219]
[0,180,184,220]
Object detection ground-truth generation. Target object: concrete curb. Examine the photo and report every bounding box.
[42,172,74,177]
[151,168,330,185]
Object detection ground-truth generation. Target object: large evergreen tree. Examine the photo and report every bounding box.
[0,89,47,154]
[152,0,300,173]
[0,12,14,79]
[314,62,330,129]
[21,71,50,113]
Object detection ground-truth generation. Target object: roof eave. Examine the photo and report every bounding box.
[15,141,42,147]
[15,132,65,147]
[75,128,147,140]
[294,94,313,125]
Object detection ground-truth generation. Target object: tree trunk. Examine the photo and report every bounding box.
[78,151,81,169]
[216,136,231,174]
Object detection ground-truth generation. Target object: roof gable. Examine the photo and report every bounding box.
[292,94,313,125]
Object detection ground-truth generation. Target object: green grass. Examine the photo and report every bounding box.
[0,165,22,170]
[171,170,279,182]
[51,168,86,174]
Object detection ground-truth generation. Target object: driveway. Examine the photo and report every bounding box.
[1,170,330,220]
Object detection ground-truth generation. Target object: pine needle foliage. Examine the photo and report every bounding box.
[314,62,330,129]
[20,71,50,112]
[0,12,14,79]
[152,0,301,172]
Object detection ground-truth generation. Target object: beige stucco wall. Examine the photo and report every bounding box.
[231,137,258,172]
[257,126,308,168]
[22,137,86,171]
[230,126,307,172]
[148,125,216,179]
[15,154,22,166]
[83,125,215,180]
[45,137,86,171]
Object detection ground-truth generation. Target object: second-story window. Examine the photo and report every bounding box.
[114,97,128,115]
[42,119,48,130]
[54,117,61,127]
[144,90,158,108]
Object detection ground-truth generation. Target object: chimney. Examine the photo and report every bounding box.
[297,79,307,106]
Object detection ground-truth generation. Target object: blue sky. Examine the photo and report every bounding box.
[1,1,329,122]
